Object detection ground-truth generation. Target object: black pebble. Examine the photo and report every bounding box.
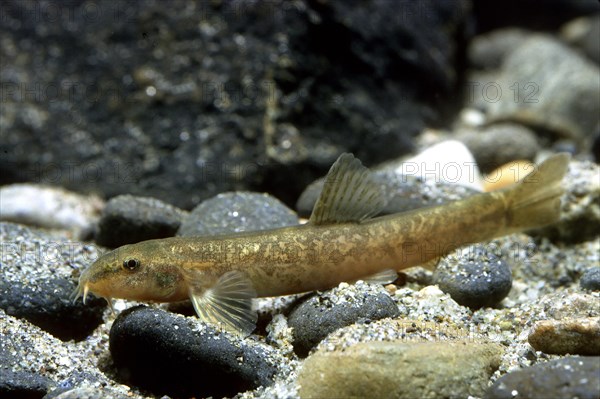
[580,267,600,291]
[95,195,186,248]
[484,356,600,399]
[433,245,512,309]
[288,288,400,357]
[109,306,277,398]
[0,278,106,341]
[178,192,298,237]
[0,369,51,399]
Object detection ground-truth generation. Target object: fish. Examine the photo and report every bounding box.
[73,152,570,335]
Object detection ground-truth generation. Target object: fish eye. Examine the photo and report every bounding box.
[123,258,141,271]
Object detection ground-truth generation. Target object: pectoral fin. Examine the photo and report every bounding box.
[187,270,257,336]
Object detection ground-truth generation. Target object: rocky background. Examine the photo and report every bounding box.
[1,0,599,398]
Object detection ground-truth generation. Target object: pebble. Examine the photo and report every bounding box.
[487,35,600,141]
[46,387,127,399]
[0,184,103,239]
[458,123,540,173]
[483,160,535,191]
[0,277,106,341]
[298,340,504,399]
[178,191,298,237]
[561,15,600,64]
[109,306,281,398]
[288,281,400,356]
[95,195,187,247]
[580,267,600,291]
[485,356,600,399]
[468,28,530,69]
[433,244,513,309]
[0,310,129,398]
[0,222,106,340]
[0,369,51,398]
[528,317,600,355]
[391,140,484,191]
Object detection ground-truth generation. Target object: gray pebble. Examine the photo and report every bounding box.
[288,282,400,356]
[95,195,186,248]
[487,35,600,140]
[0,184,103,238]
[468,28,530,70]
[458,124,540,173]
[485,356,600,399]
[109,306,279,398]
[45,387,127,399]
[0,222,106,340]
[580,267,600,291]
[177,191,298,237]
[0,369,51,398]
[433,245,512,309]
[561,15,600,64]
[0,278,105,341]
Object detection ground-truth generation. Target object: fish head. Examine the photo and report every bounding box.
[73,242,183,304]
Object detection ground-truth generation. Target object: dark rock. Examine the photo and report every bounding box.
[296,167,477,218]
[95,195,186,247]
[0,0,469,209]
[288,282,400,356]
[0,222,106,341]
[472,0,598,33]
[109,306,278,398]
[0,369,51,399]
[580,267,600,291]
[0,278,105,341]
[484,356,600,399]
[178,191,298,237]
[458,124,539,173]
[433,244,512,309]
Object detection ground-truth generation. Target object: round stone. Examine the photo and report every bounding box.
[433,245,512,309]
[580,267,600,291]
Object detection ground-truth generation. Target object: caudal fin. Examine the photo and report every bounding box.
[504,153,570,232]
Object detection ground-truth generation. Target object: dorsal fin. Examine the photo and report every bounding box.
[309,153,387,225]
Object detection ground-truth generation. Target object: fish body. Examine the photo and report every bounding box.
[76,152,570,334]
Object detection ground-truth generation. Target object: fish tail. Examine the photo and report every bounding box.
[502,153,570,232]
